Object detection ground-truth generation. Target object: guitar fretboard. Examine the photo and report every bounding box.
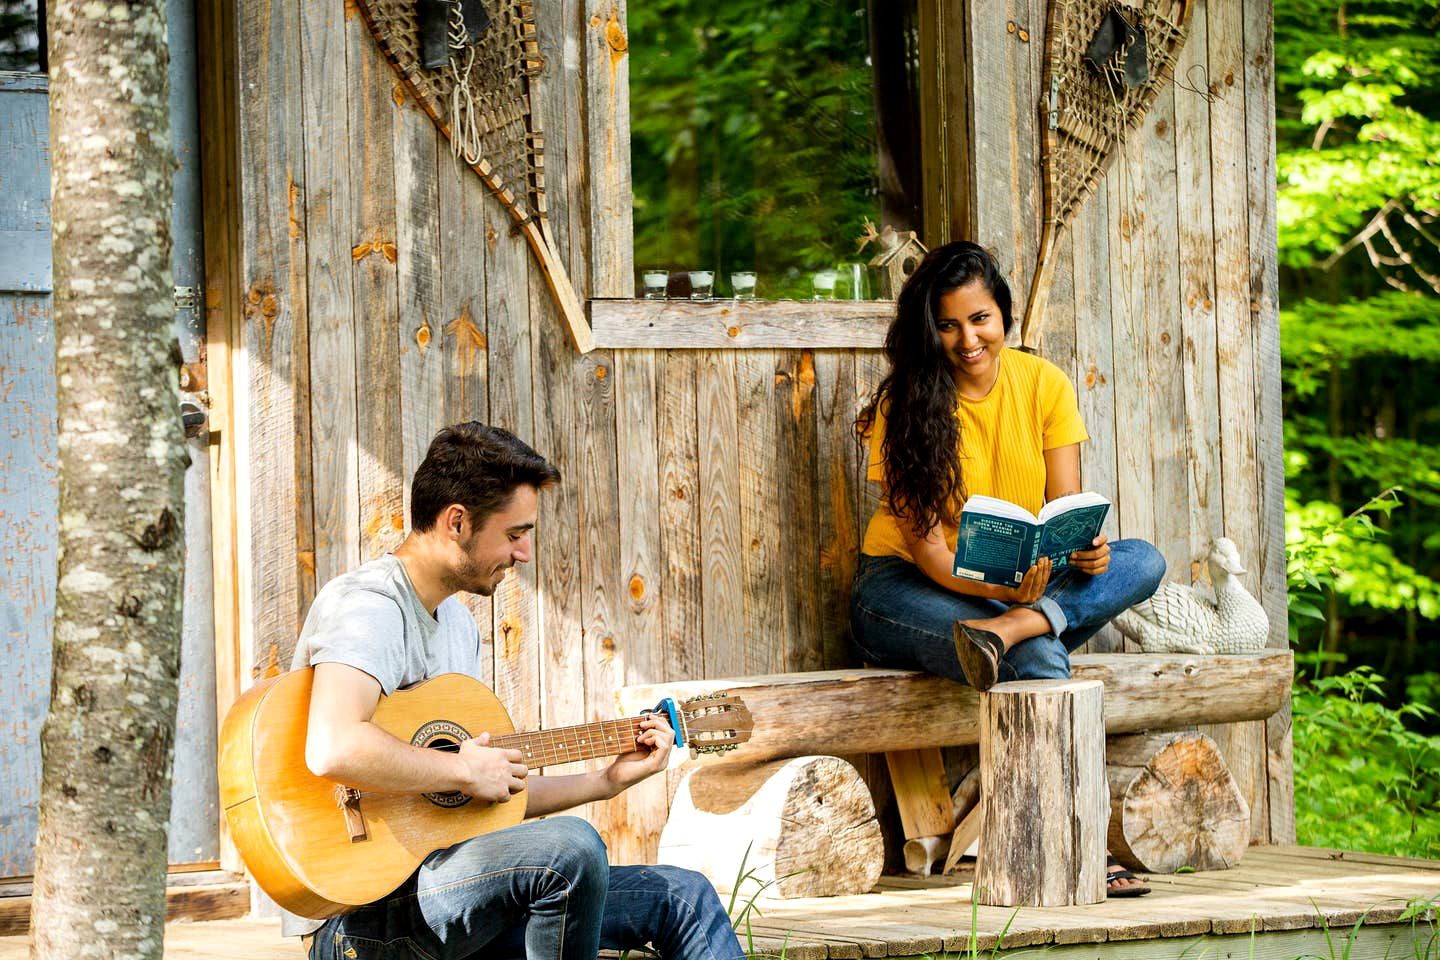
[490,717,651,768]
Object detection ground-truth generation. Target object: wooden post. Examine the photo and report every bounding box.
[1107,731,1250,873]
[884,747,955,876]
[657,756,884,899]
[976,680,1107,907]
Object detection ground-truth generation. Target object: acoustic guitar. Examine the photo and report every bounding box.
[218,669,752,919]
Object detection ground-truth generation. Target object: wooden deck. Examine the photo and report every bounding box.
[2,846,1435,959]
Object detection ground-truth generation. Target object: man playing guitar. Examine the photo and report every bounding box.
[286,422,745,960]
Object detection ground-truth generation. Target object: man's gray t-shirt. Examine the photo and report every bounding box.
[281,553,484,937]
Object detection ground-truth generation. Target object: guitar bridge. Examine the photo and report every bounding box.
[336,785,368,842]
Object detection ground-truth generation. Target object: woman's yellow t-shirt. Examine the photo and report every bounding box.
[861,348,1089,562]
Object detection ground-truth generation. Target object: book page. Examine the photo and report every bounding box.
[963,494,1041,526]
[1036,491,1110,525]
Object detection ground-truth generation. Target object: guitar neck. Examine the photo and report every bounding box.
[491,716,650,768]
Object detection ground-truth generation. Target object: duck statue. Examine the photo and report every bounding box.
[1113,538,1270,655]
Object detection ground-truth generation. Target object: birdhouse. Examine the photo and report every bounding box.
[868,227,928,299]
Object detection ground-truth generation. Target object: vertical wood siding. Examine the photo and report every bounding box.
[966,0,1289,840]
[230,0,1289,856]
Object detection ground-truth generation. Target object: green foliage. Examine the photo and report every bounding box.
[1279,295,1440,397]
[628,0,880,297]
[1274,0,1440,279]
[1292,667,1440,859]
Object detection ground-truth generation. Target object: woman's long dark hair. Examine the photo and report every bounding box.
[856,241,1014,534]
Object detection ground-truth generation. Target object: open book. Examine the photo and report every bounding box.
[953,492,1111,585]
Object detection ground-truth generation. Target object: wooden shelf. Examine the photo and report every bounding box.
[587,298,892,349]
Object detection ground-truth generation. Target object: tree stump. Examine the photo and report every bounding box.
[976,680,1107,907]
[1107,731,1251,873]
[657,755,884,898]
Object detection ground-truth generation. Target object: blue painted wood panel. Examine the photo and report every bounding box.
[0,70,56,878]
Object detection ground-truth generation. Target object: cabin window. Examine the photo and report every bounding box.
[0,0,45,73]
[627,0,922,302]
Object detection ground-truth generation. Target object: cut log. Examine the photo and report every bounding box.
[621,653,1292,765]
[976,680,1107,907]
[902,835,948,876]
[657,755,884,899]
[1107,731,1251,873]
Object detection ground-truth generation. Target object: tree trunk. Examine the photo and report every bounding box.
[1106,732,1250,873]
[975,680,1108,907]
[658,756,885,898]
[29,2,183,957]
[620,652,1293,765]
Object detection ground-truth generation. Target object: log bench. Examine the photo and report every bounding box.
[620,652,1292,889]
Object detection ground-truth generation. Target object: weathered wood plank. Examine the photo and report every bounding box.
[1173,0,1224,583]
[395,96,444,536]
[621,652,1293,764]
[917,0,971,244]
[0,293,54,879]
[1069,171,1122,653]
[435,133,494,690]
[348,19,405,562]
[195,0,244,869]
[1207,0,1269,843]
[1242,0,1293,844]
[966,0,1040,319]
[657,352,704,681]
[696,351,745,677]
[529,0,588,827]
[235,0,312,676]
[781,351,824,672]
[1141,86,1190,581]
[486,186,539,731]
[576,350,628,849]
[813,351,861,669]
[736,351,788,674]
[1107,136,1155,560]
[584,0,634,292]
[588,299,892,349]
[300,0,359,589]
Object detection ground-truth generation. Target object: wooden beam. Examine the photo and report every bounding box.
[620,653,1292,765]
[195,0,243,875]
[588,299,891,349]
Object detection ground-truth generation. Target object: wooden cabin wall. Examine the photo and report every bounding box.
[961,0,1291,843]
[222,0,1289,865]
[223,0,884,864]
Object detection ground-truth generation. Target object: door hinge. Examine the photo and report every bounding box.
[174,285,202,311]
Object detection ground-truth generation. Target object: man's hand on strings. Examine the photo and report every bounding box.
[458,732,528,803]
[602,713,675,795]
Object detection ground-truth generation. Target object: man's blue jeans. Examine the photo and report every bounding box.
[849,540,1166,682]
[309,816,745,960]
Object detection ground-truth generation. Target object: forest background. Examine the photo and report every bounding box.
[2,0,1438,859]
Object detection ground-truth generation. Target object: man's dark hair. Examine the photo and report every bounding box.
[410,423,561,532]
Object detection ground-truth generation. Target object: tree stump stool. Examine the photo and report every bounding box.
[975,679,1107,907]
[657,755,884,898]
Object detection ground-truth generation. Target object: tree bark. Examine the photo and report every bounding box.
[975,680,1108,907]
[620,653,1293,766]
[29,1,183,957]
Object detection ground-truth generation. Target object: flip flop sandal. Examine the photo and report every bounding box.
[1106,856,1152,898]
[952,622,1004,691]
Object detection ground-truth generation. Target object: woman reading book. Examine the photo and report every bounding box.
[850,243,1164,895]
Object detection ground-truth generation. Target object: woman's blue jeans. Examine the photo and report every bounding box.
[850,540,1166,683]
[309,816,745,960]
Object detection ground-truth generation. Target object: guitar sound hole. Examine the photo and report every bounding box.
[416,730,473,809]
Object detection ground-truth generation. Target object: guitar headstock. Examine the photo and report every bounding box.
[677,693,754,755]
